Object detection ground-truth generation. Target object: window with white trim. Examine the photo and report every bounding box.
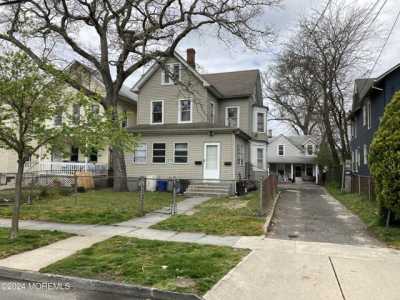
[208,102,215,123]
[362,104,367,126]
[257,148,264,169]
[355,148,360,171]
[257,112,265,132]
[152,143,166,163]
[161,63,181,85]
[121,110,128,128]
[174,143,188,163]
[179,99,192,123]
[151,101,163,124]
[278,145,284,156]
[367,100,372,129]
[226,107,239,128]
[54,109,62,126]
[306,144,314,155]
[72,104,80,124]
[134,144,147,164]
[236,144,244,166]
[363,144,368,165]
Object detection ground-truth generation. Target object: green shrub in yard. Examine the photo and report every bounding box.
[369,91,400,223]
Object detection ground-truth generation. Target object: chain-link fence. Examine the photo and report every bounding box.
[0,173,259,218]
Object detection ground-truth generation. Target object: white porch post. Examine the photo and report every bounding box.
[315,165,319,184]
[291,163,294,180]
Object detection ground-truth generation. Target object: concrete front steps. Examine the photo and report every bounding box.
[184,182,232,197]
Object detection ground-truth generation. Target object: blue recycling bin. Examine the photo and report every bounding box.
[156,180,168,192]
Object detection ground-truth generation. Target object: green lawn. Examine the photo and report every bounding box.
[0,228,72,259]
[41,236,249,295]
[0,189,180,225]
[326,184,400,249]
[152,192,265,236]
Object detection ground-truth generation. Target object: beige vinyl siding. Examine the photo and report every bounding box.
[137,58,208,125]
[125,133,235,180]
[218,97,251,135]
[0,149,18,173]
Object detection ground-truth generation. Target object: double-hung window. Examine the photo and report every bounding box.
[278,145,284,156]
[121,110,128,128]
[363,144,368,165]
[362,104,367,126]
[134,144,147,164]
[54,109,62,126]
[72,104,80,124]
[151,101,163,124]
[257,112,265,132]
[257,148,264,169]
[226,107,239,128]
[162,63,181,85]
[178,99,192,123]
[209,102,215,123]
[174,143,188,163]
[367,100,372,129]
[306,144,314,155]
[152,143,166,163]
[236,144,244,166]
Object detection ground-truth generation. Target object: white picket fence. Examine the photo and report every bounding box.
[25,161,108,176]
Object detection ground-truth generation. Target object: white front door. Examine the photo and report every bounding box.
[203,143,220,180]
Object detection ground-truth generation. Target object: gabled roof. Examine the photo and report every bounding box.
[201,70,259,98]
[131,52,259,100]
[268,134,319,152]
[351,62,400,116]
[68,61,137,104]
[131,52,212,93]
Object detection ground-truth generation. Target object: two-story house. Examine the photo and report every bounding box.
[267,133,319,183]
[0,61,137,177]
[126,49,268,194]
[349,63,400,176]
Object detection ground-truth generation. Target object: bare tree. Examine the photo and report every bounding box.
[264,50,321,135]
[0,0,280,191]
[267,0,376,166]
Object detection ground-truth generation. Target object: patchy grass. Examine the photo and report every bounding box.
[41,236,249,295]
[152,192,265,236]
[0,228,72,259]
[0,189,180,225]
[326,184,400,249]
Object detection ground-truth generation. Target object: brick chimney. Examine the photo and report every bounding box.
[186,48,196,69]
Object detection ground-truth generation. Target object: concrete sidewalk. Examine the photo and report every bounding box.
[206,238,400,300]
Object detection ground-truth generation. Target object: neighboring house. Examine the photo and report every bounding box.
[0,61,137,177]
[349,63,400,176]
[126,48,268,193]
[267,134,319,183]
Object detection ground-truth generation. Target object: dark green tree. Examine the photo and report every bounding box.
[369,92,400,226]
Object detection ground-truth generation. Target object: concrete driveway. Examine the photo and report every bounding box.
[268,183,381,246]
[205,184,400,300]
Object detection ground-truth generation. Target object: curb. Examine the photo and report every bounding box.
[0,266,203,300]
[263,191,281,235]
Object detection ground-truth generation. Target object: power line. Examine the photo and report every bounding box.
[368,8,400,79]
[311,0,333,33]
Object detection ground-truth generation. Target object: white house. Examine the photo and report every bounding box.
[267,134,319,184]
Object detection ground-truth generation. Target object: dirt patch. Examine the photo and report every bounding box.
[175,277,197,288]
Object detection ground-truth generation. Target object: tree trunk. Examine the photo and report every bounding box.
[9,158,25,240]
[112,148,128,192]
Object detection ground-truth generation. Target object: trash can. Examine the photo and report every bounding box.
[156,180,168,192]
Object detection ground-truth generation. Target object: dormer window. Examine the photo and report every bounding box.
[278,145,285,156]
[161,63,181,85]
[306,144,314,156]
